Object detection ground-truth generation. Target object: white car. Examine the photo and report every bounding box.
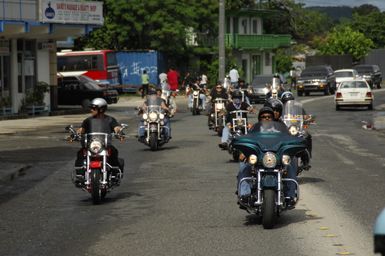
[335,78,373,110]
[334,69,360,88]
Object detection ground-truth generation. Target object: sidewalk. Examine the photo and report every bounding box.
[0,95,187,135]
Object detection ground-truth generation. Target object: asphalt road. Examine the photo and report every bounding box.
[1,93,385,255]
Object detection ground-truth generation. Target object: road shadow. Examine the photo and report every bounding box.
[243,208,323,228]
[78,191,142,205]
[298,176,325,185]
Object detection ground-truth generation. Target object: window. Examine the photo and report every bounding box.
[241,19,248,34]
[252,19,258,34]
[265,53,270,66]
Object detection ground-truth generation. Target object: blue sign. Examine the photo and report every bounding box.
[45,2,55,19]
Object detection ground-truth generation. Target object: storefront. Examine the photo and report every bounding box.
[0,0,103,115]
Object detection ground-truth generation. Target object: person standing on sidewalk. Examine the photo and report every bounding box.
[167,67,180,93]
[141,69,150,99]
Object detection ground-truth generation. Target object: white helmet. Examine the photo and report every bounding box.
[90,98,108,112]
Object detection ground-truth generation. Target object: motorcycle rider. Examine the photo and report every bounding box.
[240,99,298,208]
[208,81,229,122]
[280,91,313,164]
[218,90,254,150]
[138,89,171,142]
[75,98,125,173]
[236,107,275,208]
[186,76,207,111]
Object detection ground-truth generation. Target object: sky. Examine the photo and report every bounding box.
[296,0,385,11]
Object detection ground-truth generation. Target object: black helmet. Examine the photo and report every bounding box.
[280,91,295,104]
[148,89,157,95]
[232,90,243,99]
[258,106,274,120]
[264,98,283,115]
[90,98,108,112]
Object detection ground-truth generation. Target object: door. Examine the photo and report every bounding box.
[252,55,262,76]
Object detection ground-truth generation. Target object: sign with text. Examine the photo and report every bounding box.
[39,0,104,25]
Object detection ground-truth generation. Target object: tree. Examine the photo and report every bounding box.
[315,26,373,61]
[350,11,385,48]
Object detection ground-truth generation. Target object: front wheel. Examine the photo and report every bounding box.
[232,149,240,162]
[262,189,277,229]
[91,169,102,204]
[149,132,158,151]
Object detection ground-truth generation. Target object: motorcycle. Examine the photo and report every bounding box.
[191,88,204,115]
[208,98,227,136]
[161,89,177,117]
[65,124,127,204]
[233,121,307,229]
[227,109,250,162]
[139,98,170,151]
[282,100,313,174]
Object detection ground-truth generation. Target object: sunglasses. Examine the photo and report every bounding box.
[90,106,98,111]
[260,115,272,119]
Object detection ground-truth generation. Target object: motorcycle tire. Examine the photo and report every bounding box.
[232,150,240,162]
[262,189,277,229]
[91,169,102,204]
[150,132,158,151]
[217,126,223,137]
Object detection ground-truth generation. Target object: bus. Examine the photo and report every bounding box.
[57,50,120,90]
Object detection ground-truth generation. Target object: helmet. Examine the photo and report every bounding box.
[264,98,283,115]
[148,89,157,95]
[258,106,274,120]
[232,90,243,99]
[90,98,108,112]
[280,91,295,104]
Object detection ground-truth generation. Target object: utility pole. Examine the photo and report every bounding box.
[218,0,225,81]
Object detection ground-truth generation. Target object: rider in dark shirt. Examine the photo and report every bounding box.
[75,98,124,171]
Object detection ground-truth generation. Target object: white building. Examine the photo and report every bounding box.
[0,0,103,115]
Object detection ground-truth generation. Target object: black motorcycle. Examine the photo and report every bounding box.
[66,124,127,204]
[227,109,250,161]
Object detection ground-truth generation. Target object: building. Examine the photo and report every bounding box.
[225,9,291,83]
[0,0,103,115]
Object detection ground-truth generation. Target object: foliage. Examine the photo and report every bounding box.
[275,49,293,73]
[350,11,385,49]
[23,81,50,106]
[314,26,374,61]
[76,0,219,64]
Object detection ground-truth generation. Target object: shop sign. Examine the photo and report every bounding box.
[39,0,104,25]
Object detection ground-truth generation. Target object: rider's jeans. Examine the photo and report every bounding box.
[188,94,206,109]
[221,126,230,143]
[237,159,298,198]
[138,118,171,138]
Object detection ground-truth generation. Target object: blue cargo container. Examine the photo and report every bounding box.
[116,50,167,92]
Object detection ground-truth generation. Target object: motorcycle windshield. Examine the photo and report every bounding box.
[146,95,162,107]
[85,133,110,148]
[233,121,306,157]
[282,100,305,129]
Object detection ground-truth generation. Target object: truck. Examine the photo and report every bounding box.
[116,50,167,93]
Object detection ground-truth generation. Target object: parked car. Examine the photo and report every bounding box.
[334,78,373,110]
[334,69,359,88]
[353,64,382,89]
[296,65,336,96]
[248,74,286,103]
[58,75,119,108]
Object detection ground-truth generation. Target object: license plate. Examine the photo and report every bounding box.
[350,92,358,96]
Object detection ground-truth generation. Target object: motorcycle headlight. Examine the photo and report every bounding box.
[159,113,165,120]
[89,140,103,154]
[282,155,291,165]
[216,104,223,110]
[142,113,148,120]
[236,119,244,126]
[289,125,299,136]
[193,91,199,96]
[149,112,158,121]
[248,154,258,165]
[263,152,277,168]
